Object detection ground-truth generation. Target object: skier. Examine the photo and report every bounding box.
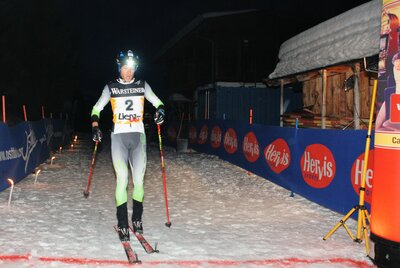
[91,50,165,242]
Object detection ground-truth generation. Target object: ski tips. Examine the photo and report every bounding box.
[83,190,90,198]
[165,222,172,228]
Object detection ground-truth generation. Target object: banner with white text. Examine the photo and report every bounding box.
[169,120,373,216]
[0,119,72,192]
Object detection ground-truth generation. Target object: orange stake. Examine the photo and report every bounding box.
[2,95,6,123]
[23,105,27,121]
[1,95,6,124]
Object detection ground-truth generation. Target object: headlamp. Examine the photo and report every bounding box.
[126,58,136,68]
[117,50,139,72]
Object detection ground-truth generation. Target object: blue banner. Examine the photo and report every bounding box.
[169,120,373,216]
[0,119,72,192]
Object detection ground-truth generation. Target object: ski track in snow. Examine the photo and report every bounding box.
[0,135,374,267]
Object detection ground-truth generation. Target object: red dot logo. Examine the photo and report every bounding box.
[189,126,197,144]
[350,150,374,204]
[264,138,291,174]
[224,128,238,154]
[167,126,177,143]
[242,132,260,162]
[197,125,208,145]
[300,144,336,188]
[210,126,222,149]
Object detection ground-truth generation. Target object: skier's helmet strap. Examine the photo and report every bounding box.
[117,50,139,72]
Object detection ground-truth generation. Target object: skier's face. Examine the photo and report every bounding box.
[120,65,135,82]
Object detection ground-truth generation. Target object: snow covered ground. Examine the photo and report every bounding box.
[0,135,375,267]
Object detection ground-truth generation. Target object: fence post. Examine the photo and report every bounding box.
[23,105,27,121]
[2,95,6,124]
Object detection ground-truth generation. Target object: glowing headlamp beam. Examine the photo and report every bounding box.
[126,59,137,68]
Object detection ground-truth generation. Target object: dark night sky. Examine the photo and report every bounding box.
[0,0,372,124]
[54,0,372,96]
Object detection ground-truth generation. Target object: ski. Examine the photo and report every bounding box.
[114,226,141,264]
[129,226,159,254]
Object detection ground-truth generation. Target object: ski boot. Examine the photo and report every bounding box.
[132,219,143,234]
[132,199,144,234]
[117,203,130,241]
[117,226,130,242]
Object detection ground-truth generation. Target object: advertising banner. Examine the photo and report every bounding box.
[182,120,371,216]
[371,0,400,250]
[0,119,71,192]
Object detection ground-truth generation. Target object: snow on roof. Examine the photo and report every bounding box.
[269,0,381,79]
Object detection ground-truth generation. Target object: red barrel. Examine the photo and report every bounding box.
[371,131,400,266]
[371,145,400,242]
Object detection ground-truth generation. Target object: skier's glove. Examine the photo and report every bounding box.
[92,126,103,142]
[154,105,165,125]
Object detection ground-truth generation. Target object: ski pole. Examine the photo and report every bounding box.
[84,140,99,198]
[157,124,172,227]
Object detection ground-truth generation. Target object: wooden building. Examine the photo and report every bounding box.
[267,0,380,130]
